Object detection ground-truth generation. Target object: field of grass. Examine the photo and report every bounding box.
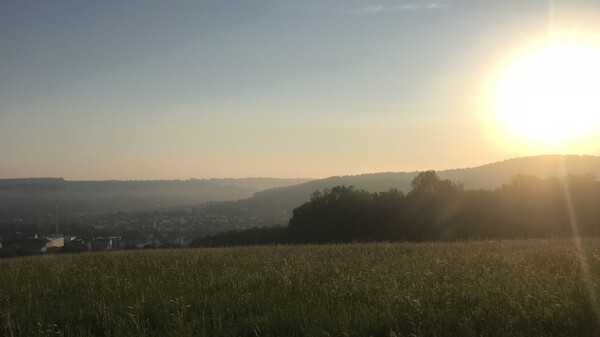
[2,238,600,336]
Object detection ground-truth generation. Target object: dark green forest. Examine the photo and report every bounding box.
[191,171,600,247]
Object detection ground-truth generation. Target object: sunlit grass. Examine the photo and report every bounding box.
[1,238,600,336]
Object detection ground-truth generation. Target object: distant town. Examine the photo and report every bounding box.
[4,155,600,257]
[0,204,291,257]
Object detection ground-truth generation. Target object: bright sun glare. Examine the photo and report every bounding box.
[493,38,600,150]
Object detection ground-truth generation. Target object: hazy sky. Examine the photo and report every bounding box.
[2,0,600,180]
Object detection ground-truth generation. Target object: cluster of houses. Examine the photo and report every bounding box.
[0,207,282,257]
[0,234,73,254]
[0,233,161,255]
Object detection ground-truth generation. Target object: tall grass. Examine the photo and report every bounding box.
[1,238,600,336]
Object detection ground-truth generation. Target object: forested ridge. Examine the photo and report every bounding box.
[191,171,600,247]
[0,177,309,216]
[195,155,600,229]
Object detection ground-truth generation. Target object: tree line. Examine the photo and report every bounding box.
[191,171,600,247]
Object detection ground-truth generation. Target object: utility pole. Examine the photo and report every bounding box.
[55,206,59,237]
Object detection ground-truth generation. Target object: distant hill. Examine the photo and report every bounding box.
[4,155,600,228]
[199,155,600,227]
[0,178,310,216]
[439,155,600,190]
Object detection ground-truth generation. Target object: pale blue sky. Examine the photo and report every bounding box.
[2,0,599,179]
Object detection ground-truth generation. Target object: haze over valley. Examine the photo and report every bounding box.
[2,154,600,247]
[2,1,600,335]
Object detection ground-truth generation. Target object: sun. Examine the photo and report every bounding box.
[492,38,600,151]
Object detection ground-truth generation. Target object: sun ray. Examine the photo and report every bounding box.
[559,157,600,327]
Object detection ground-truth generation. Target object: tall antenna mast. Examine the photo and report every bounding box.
[55,206,59,237]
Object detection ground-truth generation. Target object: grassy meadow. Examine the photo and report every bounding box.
[2,238,600,336]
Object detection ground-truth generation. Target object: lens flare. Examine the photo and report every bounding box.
[558,157,600,326]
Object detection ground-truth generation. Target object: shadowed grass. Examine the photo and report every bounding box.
[1,238,600,336]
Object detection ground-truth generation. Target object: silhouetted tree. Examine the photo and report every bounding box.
[189,172,600,247]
